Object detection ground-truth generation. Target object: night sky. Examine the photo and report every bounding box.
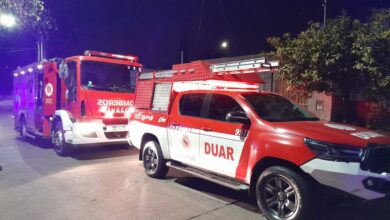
[1,0,389,95]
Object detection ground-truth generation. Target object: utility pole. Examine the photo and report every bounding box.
[37,28,46,61]
[323,0,327,28]
[37,37,43,61]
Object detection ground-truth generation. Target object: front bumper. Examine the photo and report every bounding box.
[301,159,390,200]
[63,122,129,146]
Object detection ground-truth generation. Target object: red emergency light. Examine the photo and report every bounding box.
[84,50,139,62]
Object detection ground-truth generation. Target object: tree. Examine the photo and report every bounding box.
[268,10,390,122]
[0,0,55,36]
[353,9,390,100]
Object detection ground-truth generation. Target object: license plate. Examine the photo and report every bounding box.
[107,125,127,132]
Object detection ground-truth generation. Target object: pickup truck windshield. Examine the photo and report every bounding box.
[81,61,138,93]
[242,93,319,122]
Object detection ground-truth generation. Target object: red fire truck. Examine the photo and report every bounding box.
[13,51,142,156]
[128,58,390,220]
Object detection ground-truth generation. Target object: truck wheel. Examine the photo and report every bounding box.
[256,166,313,220]
[52,121,72,157]
[142,140,168,178]
[19,118,27,141]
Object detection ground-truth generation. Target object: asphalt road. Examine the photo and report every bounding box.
[0,111,389,220]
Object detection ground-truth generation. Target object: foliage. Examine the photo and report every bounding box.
[0,0,55,36]
[268,9,390,100]
[353,9,390,99]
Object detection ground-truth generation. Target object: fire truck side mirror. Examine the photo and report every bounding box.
[226,111,250,124]
[59,62,69,79]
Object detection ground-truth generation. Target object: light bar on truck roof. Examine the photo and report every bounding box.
[155,70,174,79]
[138,70,175,80]
[13,61,47,77]
[138,72,154,80]
[84,50,138,62]
[172,80,261,92]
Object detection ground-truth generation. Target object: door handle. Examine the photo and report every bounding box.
[171,122,179,127]
[202,127,213,132]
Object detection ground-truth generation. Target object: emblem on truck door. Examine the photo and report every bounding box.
[45,83,54,97]
[181,134,191,149]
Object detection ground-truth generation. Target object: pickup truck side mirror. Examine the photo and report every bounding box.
[226,111,250,124]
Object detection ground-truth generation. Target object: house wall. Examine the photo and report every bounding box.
[307,92,332,121]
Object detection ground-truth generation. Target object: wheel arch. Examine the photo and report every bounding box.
[51,115,62,131]
[249,157,318,197]
[139,133,159,160]
[53,110,74,131]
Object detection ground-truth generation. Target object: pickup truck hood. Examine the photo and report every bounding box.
[271,121,390,147]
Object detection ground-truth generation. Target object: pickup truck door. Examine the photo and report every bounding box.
[198,94,249,178]
[167,93,207,166]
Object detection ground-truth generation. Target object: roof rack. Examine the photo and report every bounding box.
[210,58,279,73]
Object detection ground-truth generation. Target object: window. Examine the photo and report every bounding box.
[243,93,318,122]
[36,71,43,105]
[64,61,77,102]
[208,94,243,121]
[81,61,138,93]
[179,94,206,117]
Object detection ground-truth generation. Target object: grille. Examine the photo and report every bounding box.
[104,131,128,139]
[361,144,390,174]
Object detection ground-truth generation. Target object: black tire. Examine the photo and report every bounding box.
[142,140,169,178]
[51,121,72,157]
[256,166,313,220]
[19,118,28,141]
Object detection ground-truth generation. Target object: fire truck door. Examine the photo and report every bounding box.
[198,94,249,178]
[167,93,207,166]
[26,77,35,130]
[26,71,44,133]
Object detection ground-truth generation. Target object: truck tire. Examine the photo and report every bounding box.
[256,166,313,220]
[19,118,28,141]
[52,121,72,157]
[142,140,169,178]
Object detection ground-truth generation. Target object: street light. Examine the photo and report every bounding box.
[221,41,229,49]
[0,14,16,28]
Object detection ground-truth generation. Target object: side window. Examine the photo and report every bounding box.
[179,94,206,117]
[64,61,77,102]
[208,94,244,121]
[36,71,43,105]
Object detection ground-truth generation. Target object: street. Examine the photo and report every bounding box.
[0,111,389,220]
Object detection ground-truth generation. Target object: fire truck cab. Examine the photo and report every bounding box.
[128,58,390,220]
[13,51,142,156]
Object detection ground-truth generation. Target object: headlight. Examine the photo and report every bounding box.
[304,138,363,162]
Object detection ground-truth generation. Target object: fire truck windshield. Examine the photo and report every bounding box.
[242,93,319,122]
[81,61,138,93]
